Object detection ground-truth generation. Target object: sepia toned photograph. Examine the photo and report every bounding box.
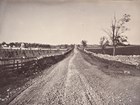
[0,0,140,105]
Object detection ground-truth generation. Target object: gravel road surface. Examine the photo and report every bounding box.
[8,48,140,105]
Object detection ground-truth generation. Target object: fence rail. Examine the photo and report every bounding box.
[0,48,73,71]
[0,57,36,71]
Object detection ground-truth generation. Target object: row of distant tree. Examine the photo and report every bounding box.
[0,42,71,49]
[0,42,51,48]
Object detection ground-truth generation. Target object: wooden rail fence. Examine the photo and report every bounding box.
[0,57,37,71]
[0,48,73,71]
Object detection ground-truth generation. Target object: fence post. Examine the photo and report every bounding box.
[13,59,15,70]
[17,61,19,70]
[21,57,23,68]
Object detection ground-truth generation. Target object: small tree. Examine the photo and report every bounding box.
[100,36,109,54]
[81,40,87,50]
[103,14,131,56]
[2,41,6,46]
[9,42,15,48]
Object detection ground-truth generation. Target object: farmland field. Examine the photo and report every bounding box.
[83,45,140,70]
[86,45,140,55]
[0,48,68,59]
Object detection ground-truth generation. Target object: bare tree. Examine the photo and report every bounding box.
[81,40,87,50]
[103,14,131,56]
[100,36,109,54]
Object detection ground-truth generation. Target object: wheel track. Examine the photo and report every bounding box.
[8,53,72,105]
[64,49,104,105]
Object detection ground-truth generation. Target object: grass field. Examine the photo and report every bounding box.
[86,45,140,55]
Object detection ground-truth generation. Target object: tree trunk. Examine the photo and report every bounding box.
[103,50,105,54]
[113,46,116,56]
[102,46,105,54]
[83,47,85,51]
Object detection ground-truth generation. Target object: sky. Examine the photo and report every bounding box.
[0,0,140,45]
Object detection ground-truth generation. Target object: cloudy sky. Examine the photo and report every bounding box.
[0,0,140,44]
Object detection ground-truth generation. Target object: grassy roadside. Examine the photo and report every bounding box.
[79,49,140,77]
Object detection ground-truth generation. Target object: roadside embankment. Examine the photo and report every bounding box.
[78,47,140,70]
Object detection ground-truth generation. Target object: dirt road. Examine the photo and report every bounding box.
[8,48,140,105]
